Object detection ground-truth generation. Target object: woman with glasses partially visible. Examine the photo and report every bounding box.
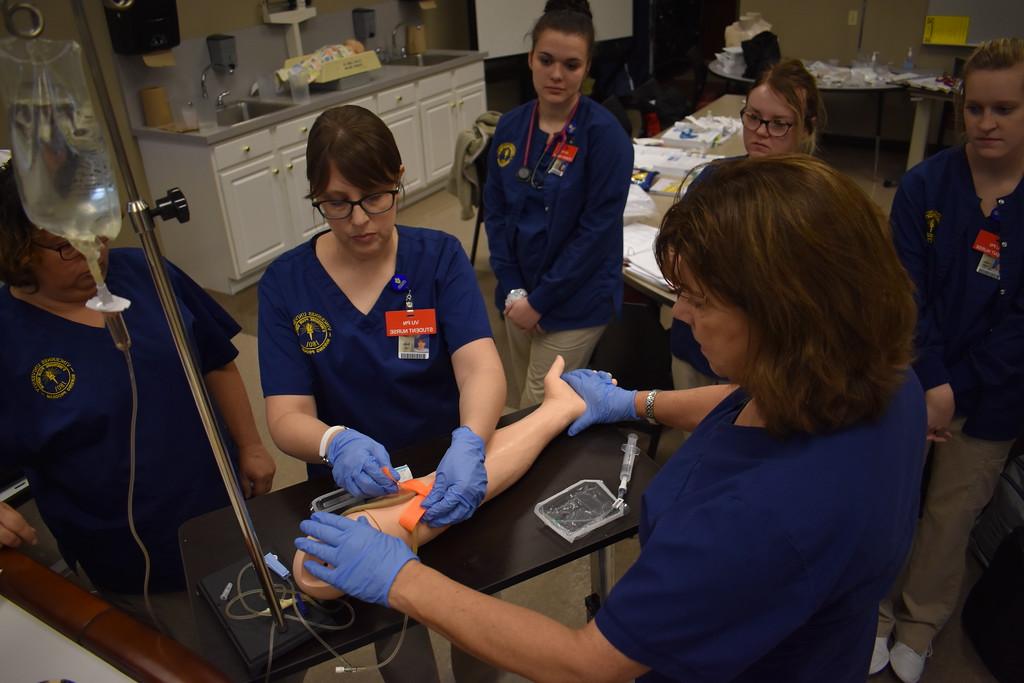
[256,104,505,681]
[670,59,825,396]
[484,0,633,408]
[0,158,276,643]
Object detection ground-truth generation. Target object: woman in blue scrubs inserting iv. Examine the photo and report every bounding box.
[485,0,633,408]
[0,158,276,645]
[257,104,505,681]
[293,155,927,683]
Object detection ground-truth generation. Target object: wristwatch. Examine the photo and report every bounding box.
[644,390,660,423]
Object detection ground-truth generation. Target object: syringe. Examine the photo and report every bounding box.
[612,432,639,511]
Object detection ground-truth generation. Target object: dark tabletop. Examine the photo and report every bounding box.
[180,417,660,681]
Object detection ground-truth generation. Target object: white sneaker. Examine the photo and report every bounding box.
[869,636,890,675]
[889,642,928,683]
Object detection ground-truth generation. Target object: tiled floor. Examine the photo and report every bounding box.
[13,140,998,683]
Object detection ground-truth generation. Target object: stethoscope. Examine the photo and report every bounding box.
[515,97,581,189]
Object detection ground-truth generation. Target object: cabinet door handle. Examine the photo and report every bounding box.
[242,145,251,153]
[396,95,404,102]
[286,163,294,170]
[272,168,280,175]
[300,126,308,133]
[458,99,465,106]
[450,101,457,109]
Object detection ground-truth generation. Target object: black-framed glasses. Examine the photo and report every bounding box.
[312,189,399,220]
[32,240,79,261]
[739,107,794,137]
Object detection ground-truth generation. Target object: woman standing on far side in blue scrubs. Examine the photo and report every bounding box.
[485,0,633,408]
[257,105,505,681]
[872,38,1024,683]
[670,60,823,395]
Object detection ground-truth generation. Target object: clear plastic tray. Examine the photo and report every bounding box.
[534,479,625,543]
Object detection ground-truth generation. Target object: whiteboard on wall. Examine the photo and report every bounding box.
[473,0,633,60]
[925,0,1024,46]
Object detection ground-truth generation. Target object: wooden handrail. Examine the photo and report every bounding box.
[0,548,230,683]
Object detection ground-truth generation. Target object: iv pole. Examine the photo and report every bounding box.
[3,0,287,630]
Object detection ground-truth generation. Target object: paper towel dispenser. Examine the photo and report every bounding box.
[104,0,181,55]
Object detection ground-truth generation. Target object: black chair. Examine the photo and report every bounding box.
[468,137,492,267]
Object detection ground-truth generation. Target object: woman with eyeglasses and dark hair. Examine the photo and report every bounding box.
[669,59,825,396]
[0,157,275,641]
[257,102,505,681]
[484,0,633,408]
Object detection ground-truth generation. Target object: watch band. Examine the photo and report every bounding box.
[644,389,660,423]
[319,425,346,466]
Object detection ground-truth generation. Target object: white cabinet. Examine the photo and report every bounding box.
[382,105,426,194]
[218,154,292,273]
[279,140,325,241]
[420,90,458,183]
[416,63,488,185]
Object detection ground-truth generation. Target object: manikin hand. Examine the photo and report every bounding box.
[561,369,638,436]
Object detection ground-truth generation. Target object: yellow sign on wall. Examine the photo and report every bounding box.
[923,15,970,45]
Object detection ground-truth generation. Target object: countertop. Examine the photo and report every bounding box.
[133,50,487,147]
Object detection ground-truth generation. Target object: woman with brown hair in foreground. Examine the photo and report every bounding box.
[295,155,927,683]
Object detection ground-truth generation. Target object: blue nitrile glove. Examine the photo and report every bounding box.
[561,369,639,436]
[421,426,487,527]
[296,512,417,607]
[326,427,399,498]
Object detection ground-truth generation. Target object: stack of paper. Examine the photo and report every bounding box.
[633,146,722,179]
[623,223,671,291]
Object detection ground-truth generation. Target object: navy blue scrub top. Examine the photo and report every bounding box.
[891,146,1024,440]
[0,249,241,593]
[596,376,926,682]
[484,95,633,331]
[258,227,493,476]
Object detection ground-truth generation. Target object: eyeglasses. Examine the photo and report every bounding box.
[32,240,80,261]
[312,189,399,220]
[739,108,794,137]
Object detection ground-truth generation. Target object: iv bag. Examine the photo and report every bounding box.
[0,37,122,242]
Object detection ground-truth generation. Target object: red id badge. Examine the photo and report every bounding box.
[555,144,578,163]
[972,229,1001,259]
[385,309,437,337]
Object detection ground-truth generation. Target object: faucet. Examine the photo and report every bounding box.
[200,63,235,99]
[391,21,412,60]
[216,90,232,108]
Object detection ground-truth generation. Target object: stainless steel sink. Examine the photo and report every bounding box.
[388,53,460,67]
[215,100,293,127]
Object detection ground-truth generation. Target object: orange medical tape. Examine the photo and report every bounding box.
[384,468,431,533]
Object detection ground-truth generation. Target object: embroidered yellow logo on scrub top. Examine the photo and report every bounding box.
[31,357,76,399]
[924,210,941,244]
[293,312,332,354]
[496,142,516,168]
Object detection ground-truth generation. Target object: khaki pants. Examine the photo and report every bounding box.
[505,322,606,408]
[877,417,1012,653]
